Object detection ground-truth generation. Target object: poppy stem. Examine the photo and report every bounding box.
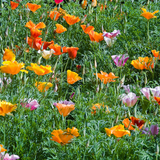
[64,58,69,72]
[147,20,150,43]
[4,116,6,146]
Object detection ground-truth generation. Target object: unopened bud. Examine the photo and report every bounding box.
[94,58,97,68]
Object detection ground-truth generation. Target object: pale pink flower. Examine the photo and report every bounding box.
[141,86,160,100]
[3,153,20,160]
[21,99,40,111]
[121,92,139,107]
[103,30,120,47]
[111,54,129,67]
[103,30,120,38]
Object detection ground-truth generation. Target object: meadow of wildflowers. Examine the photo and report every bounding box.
[0,0,160,159]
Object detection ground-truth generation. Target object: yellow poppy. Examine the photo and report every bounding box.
[0,100,17,116]
[0,61,25,75]
[27,63,52,75]
[131,57,154,70]
[105,124,131,138]
[67,70,82,84]
[3,48,16,61]
[51,127,79,145]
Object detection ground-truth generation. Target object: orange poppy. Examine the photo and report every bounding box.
[42,40,54,50]
[154,97,160,105]
[141,8,159,20]
[62,46,68,53]
[105,124,130,138]
[26,3,41,12]
[55,24,67,33]
[131,57,154,70]
[25,21,46,38]
[49,11,61,21]
[67,47,79,59]
[35,82,53,92]
[152,50,160,59]
[27,37,42,50]
[49,44,63,55]
[81,25,95,34]
[130,116,145,129]
[55,103,75,117]
[63,14,80,25]
[95,71,119,84]
[26,63,52,76]
[91,103,110,114]
[51,127,79,145]
[0,144,7,152]
[58,7,67,16]
[81,0,87,9]
[0,100,17,116]
[10,1,19,10]
[67,70,82,84]
[88,30,104,42]
[3,48,16,61]
[0,61,26,75]
[122,118,135,130]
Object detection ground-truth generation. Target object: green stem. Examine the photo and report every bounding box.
[147,20,150,43]
[4,117,6,146]
[64,58,69,72]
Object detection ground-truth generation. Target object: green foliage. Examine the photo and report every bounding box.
[0,0,160,159]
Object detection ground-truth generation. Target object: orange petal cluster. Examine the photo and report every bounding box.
[51,127,79,145]
[67,70,82,84]
[88,30,104,42]
[0,100,17,116]
[91,103,110,115]
[26,3,41,12]
[123,117,145,130]
[10,1,19,10]
[63,14,80,25]
[81,0,87,9]
[55,103,75,117]
[66,47,79,59]
[131,57,154,70]
[95,71,119,84]
[55,24,67,33]
[0,144,7,152]
[0,61,25,75]
[105,124,131,138]
[49,11,61,21]
[3,48,16,61]
[35,82,53,92]
[25,21,46,38]
[154,97,160,105]
[152,50,160,59]
[81,25,103,42]
[141,8,159,20]
[49,44,63,55]
[81,25,95,34]
[26,63,52,76]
